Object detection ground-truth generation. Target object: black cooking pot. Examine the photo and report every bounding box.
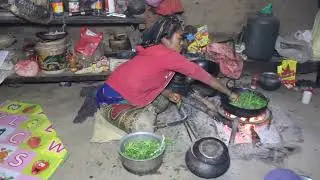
[259,72,281,91]
[172,59,220,85]
[125,0,146,16]
[185,137,230,179]
[220,87,269,117]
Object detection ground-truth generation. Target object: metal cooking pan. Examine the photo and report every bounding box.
[220,87,269,118]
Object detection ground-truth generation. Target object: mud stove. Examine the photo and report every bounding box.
[217,106,273,146]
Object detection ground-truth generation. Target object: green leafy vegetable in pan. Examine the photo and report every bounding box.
[123,139,161,160]
[230,91,267,110]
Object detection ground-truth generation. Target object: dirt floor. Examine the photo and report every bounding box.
[0,75,320,180]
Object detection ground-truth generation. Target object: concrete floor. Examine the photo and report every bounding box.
[0,81,320,180]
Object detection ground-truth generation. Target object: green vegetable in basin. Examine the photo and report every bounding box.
[230,91,267,110]
[123,139,161,160]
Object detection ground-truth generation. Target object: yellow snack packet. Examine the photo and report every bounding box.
[187,25,210,53]
[277,59,297,89]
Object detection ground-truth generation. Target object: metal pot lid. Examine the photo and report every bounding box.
[191,137,229,164]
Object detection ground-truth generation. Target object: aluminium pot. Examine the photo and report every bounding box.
[118,132,165,175]
[185,137,230,179]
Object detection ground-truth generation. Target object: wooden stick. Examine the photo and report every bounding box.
[182,91,219,117]
[189,90,218,113]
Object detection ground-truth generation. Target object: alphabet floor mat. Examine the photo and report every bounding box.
[0,100,68,180]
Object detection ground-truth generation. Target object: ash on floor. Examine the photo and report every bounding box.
[156,96,304,166]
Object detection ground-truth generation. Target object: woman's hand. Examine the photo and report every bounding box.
[161,89,182,104]
[169,93,182,104]
[229,92,239,102]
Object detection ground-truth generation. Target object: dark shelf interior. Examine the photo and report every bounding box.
[0,10,144,25]
[3,71,110,84]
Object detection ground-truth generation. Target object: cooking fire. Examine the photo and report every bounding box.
[217,107,273,145]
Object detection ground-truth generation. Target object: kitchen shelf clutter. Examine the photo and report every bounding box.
[0,0,145,84]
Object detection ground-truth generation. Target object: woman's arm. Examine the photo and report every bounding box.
[161,89,172,98]
[167,54,232,96]
[207,76,232,96]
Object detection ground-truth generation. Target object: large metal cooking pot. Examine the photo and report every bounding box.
[185,137,230,179]
[181,106,230,178]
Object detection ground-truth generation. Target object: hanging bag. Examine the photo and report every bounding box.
[312,10,320,60]
[155,0,183,16]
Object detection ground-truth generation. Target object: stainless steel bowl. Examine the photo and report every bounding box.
[118,132,165,175]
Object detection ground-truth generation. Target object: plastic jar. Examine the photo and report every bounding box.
[302,90,312,104]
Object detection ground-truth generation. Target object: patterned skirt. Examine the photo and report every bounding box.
[99,95,169,133]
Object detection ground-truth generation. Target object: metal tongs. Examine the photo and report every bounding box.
[155,100,197,142]
[154,100,189,129]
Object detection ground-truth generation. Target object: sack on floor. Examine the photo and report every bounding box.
[91,109,127,143]
[275,35,312,63]
[91,95,169,143]
[312,10,320,60]
[91,105,157,143]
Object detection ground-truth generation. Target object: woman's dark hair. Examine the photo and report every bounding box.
[141,15,183,48]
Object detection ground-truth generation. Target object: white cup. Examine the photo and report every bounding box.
[302,90,312,104]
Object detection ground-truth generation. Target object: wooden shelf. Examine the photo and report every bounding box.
[0,10,144,25]
[3,71,110,84]
[0,9,142,84]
